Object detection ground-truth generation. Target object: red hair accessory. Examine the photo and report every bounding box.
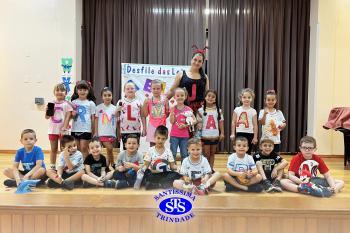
[192,45,209,56]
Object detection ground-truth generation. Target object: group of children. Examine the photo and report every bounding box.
[2,80,345,197]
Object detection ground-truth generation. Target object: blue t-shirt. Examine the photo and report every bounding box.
[14,146,46,171]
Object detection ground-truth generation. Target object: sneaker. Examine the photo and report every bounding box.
[192,186,206,196]
[145,181,161,190]
[104,180,116,188]
[224,182,240,192]
[272,179,283,192]
[82,182,95,188]
[298,183,323,197]
[115,180,128,189]
[47,179,61,188]
[247,184,263,193]
[61,180,75,190]
[4,179,17,187]
[262,179,274,193]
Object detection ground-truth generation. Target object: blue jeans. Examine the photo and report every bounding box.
[170,136,189,160]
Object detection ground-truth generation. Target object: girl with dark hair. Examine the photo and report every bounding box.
[167,46,209,114]
[196,90,224,169]
[71,80,96,158]
[94,87,117,167]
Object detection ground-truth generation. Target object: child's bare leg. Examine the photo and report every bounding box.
[31,167,46,179]
[209,144,217,169]
[276,168,284,180]
[256,161,267,180]
[46,169,63,184]
[75,138,81,151]
[105,170,114,180]
[3,168,23,179]
[247,174,262,185]
[280,179,299,192]
[81,174,103,187]
[65,170,84,182]
[102,142,114,167]
[223,173,248,191]
[80,139,90,159]
[208,172,221,185]
[203,145,211,163]
[49,139,59,165]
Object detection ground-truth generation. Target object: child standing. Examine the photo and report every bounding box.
[169,88,195,161]
[142,126,181,189]
[117,82,146,150]
[230,88,258,155]
[45,83,73,169]
[143,80,169,147]
[223,137,263,192]
[258,90,286,153]
[71,80,96,158]
[95,87,117,167]
[173,138,221,195]
[81,138,115,188]
[3,129,46,187]
[281,136,344,197]
[114,134,144,189]
[253,139,288,192]
[46,135,85,190]
[197,90,224,169]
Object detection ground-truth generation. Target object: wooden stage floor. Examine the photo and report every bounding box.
[0,154,349,233]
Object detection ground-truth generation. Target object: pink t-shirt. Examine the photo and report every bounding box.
[170,105,192,138]
[48,101,73,135]
[147,95,169,127]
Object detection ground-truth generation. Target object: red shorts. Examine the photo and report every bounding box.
[48,134,61,141]
[192,178,216,188]
[99,136,116,143]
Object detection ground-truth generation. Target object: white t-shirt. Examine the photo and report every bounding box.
[197,107,224,139]
[144,147,175,173]
[57,150,84,174]
[117,98,143,134]
[95,103,117,137]
[258,109,286,144]
[71,99,96,133]
[180,156,212,180]
[234,106,257,134]
[227,153,256,172]
[48,100,73,134]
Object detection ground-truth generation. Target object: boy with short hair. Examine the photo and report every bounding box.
[280,136,345,197]
[141,125,181,190]
[46,135,85,190]
[223,137,263,192]
[173,138,221,195]
[253,139,288,192]
[81,138,115,188]
[3,129,46,187]
[113,134,144,189]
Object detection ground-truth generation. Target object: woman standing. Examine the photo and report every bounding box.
[167,46,209,114]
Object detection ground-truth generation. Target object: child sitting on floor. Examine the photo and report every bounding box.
[223,137,263,192]
[280,136,344,197]
[81,138,115,188]
[173,138,221,195]
[253,139,288,192]
[113,134,144,189]
[3,129,46,187]
[46,135,85,190]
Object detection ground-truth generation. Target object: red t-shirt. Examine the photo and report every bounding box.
[289,152,329,178]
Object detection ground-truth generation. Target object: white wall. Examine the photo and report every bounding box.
[310,0,350,155]
[0,0,82,150]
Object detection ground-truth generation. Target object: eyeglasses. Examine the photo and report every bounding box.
[300,146,315,151]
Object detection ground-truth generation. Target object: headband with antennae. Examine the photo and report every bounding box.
[192,45,209,56]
